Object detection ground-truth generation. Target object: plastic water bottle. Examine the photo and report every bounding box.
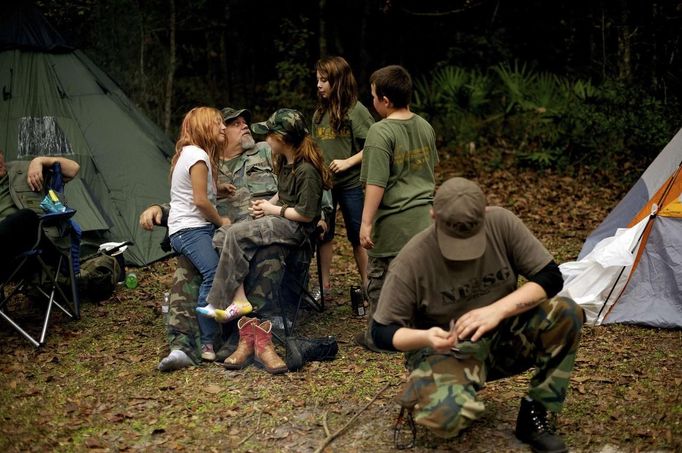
[162,291,170,324]
[48,189,66,212]
[125,272,138,289]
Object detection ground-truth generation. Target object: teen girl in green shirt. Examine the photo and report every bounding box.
[312,56,375,298]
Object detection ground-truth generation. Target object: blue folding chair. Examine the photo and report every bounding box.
[0,163,81,347]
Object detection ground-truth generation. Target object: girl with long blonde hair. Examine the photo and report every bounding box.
[167,107,242,362]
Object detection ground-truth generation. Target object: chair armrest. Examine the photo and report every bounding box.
[39,208,76,226]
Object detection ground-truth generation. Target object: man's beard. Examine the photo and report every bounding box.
[240,134,256,150]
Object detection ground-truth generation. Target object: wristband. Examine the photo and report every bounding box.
[280,204,288,218]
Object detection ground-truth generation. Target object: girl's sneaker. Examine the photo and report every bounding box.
[201,344,216,361]
[196,304,218,318]
[214,300,253,323]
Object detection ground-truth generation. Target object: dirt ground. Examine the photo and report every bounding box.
[0,157,680,452]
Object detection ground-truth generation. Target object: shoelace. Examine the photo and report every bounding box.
[528,404,556,434]
[394,407,417,449]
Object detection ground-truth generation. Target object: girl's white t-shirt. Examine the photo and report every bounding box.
[168,145,217,236]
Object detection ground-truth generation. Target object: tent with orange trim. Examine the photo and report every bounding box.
[559,128,682,328]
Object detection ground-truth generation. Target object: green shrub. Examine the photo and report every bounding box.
[560,80,677,171]
[413,65,493,146]
[414,61,680,172]
[263,17,316,119]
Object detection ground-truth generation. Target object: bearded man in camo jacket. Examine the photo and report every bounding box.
[140,107,311,371]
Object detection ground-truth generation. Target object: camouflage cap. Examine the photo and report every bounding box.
[221,107,252,124]
[251,108,309,141]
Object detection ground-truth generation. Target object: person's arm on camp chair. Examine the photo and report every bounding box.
[27,157,80,191]
[139,204,171,230]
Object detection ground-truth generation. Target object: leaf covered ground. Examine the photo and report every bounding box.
[0,152,680,452]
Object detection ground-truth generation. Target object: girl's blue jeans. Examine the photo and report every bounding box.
[169,224,220,345]
[321,185,364,245]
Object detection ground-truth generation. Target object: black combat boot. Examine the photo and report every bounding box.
[515,396,568,453]
[285,336,338,371]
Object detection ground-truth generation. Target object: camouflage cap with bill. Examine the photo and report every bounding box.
[251,108,309,142]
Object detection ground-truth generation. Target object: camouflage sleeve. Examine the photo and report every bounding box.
[167,255,202,361]
[262,142,274,169]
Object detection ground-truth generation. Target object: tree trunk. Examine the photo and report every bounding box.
[617,0,632,82]
[138,8,146,108]
[650,1,659,91]
[600,6,607,80]
[220,3,232,105]
[164,0,176,135]
[357,0,371,93]
[319,0,327,57]
[220,32,230,103]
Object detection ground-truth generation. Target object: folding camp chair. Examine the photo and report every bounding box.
[270,229,339,371]
[0,164,81,347]
[275,227,325,339]
[0,210,80,346]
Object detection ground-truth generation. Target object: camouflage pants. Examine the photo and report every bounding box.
[207,216,309,308]
[399,296,584,438]
[361,255,395,351]
[166,245,290,362]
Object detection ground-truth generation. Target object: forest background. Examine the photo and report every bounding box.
[1,2,681,451]
[36,0,681,174]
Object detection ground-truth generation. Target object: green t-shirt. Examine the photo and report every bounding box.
[312,102,374,190]
[277,160,323,222]
[217,142,278,222]
[0,174,18,222]
[360,113,439,257]
[373,207,553,330]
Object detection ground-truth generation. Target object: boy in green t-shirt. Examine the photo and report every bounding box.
[357,65,439,352]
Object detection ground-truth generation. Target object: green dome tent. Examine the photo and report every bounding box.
[0,4,173,266]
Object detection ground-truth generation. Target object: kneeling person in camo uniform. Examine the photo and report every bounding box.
[371,177,583,453]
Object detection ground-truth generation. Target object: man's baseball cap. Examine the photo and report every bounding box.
[221,107,251,124]
[251,108,309,142]
[434,177,487,261]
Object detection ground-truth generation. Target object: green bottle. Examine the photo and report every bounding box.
[125,272,138,289]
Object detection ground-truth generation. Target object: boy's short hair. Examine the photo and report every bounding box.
[370,65,412,109]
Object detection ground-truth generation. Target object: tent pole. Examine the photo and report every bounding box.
[598,159,682,323]
[596,219,650,323]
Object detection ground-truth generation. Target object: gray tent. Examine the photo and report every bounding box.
[560,128,682,328]
[0,4,172,266]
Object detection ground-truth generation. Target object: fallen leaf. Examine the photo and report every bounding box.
[204,384,222,394]
[106,413,125,423]
[23,387,41,397]
[64,402,79,413]
[270,427,291,439]
[84,437,104,448]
